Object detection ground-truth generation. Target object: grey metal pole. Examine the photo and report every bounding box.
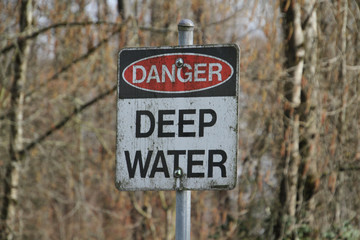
[176,19,194,240]
[178,19,194,45]
[176,190,191,240]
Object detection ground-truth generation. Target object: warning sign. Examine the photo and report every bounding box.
[116,44,239,191]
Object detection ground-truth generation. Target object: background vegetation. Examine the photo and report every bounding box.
[1,0,359,239]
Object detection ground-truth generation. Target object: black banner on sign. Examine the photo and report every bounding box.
[118,44,239,99]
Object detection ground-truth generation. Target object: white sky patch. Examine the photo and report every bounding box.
[71,2,80,13]
[107,0,117,10]
[85,0,98,21]
[106,0,118,21]
[37,34,55,60]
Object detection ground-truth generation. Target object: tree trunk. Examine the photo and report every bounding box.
[274,0,316,239]
[1,1,33,239]
[297,0,318,227]
[117,0,132,20]
[336,0,348,225]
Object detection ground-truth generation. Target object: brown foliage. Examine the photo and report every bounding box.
[0,0,359,239]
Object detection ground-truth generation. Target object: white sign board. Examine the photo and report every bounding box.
[116,44,239,191]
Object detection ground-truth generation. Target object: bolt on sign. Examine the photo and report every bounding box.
[116,44,239,191]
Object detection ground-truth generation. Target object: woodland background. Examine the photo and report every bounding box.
[1,0,360,239]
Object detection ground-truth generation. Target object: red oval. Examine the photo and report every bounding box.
[122,53,233,93]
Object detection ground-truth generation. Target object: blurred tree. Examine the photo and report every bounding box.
[1,1,33,239]
[273,0,319,239]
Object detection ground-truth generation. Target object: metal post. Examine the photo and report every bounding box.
[176,190,191,240]
[175,19,194,240]
[178,19,194,45]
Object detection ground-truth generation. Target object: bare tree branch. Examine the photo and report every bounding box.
[20,85,116,154]
[339,166,360,171]
[25,29,119,99]
[1,26,122,122]
[1,20,127,55]
[139,26,174,33]
[1,18,175,55]
[301,2,318,29]
[203,8,243,29]
[346,65,360,71]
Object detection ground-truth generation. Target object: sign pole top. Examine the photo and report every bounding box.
[178,19,194,46]
[178,19,194,31]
